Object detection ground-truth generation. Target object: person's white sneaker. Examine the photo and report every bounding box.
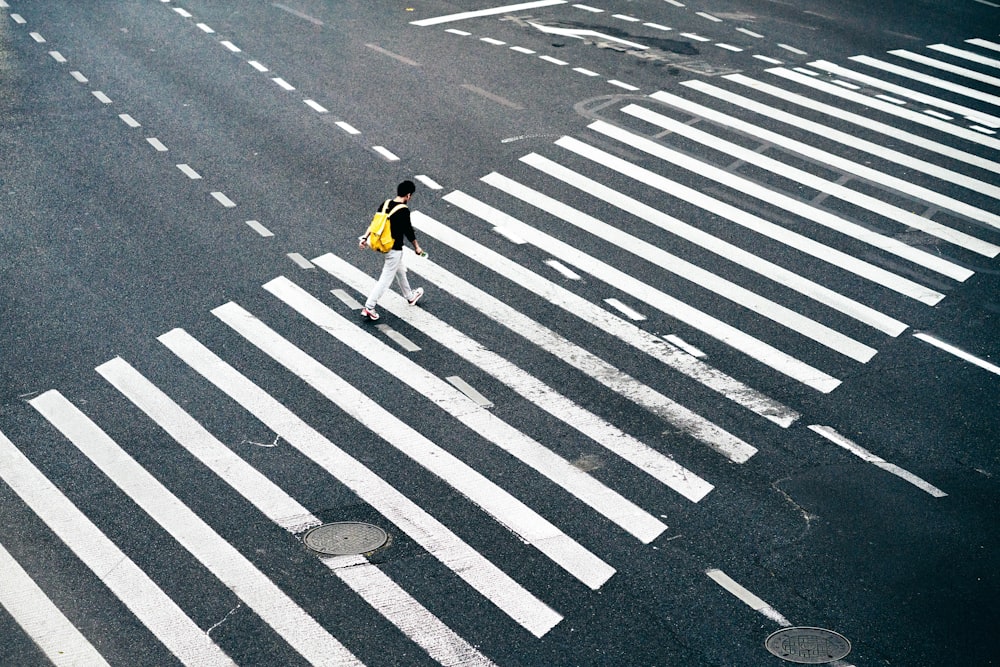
[407,287,424,306]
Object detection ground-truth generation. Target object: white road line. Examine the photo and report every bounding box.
[445,28,472,36]
[219,40,241,53]
[176,164,202,179]
[248,60,269,72]
[855,54,1000,109]
[331,288,364,310]
[573,67,600,76]
[97,358,321,534]
[445,190,849,389]
[809,425,947,497]
[491,161,885,360]
[736,28,763,38]
[159,328,564,637]
[256,281,664,547]
[716,43,743,52]
[623,106,996,269]
[624,101,998,259]
[519,142,911,335]
[31,391,364,666]
[914,333,1000,377]
[329,560,497,667]
[173,7,192,18]
[313,252,716,502]
[771,66,1000,157]
[696,11,721,21]
[98,358,494,667]
[809,60,1000,134]
[335,120,360,134]
[875,94,906,105]
[272,2,324,26]
[415,174,443,190]
[304,99,328,113]
[0,428,237,667]
[91,90,112,104]
[722,75,1000,204]
[0,539,112,667]
[409,218,796,424]
[480,37,506,45]
[706,569,791,626]
[643,23,672,31]
[777,43,807,55]
[573,4,603,12]
[10,13,25,24]
[511,46,536,54]
[966,38,1000,54]
[664,335,706,358]
[612,14,640,22]
[412,211,785,447]
[119,113,141,127]
[372,145,400,161]
[272,77,295,90]
[833,79,860,89]
[196,23,214,33]
[445,375,494,407]
[245,220,273,237]
[539,55,568,65]
[210,191,236,207]
[917,43,1000,71]
[70,70,88,82]
[763,68,1000,177]
[663,84,1000,232]
[377,323,422,352]
[29,31,44,42]
[146,137,168,152]
[286,252,314,269]
[680,33,710,42]
[604,298,646,320]
[545,259,581,279]
[410,0,567,26]
[754,55,783,64]
[607,79,639,91]
[794,67,819,76]
[923,109,954,120]
[889,49,1000,96]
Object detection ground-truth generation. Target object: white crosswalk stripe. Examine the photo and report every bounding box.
[0,428,237,666]
[29,390,366,667]
[312,252,715,502]
[0,539,112,667]
[808,60,1000,143]
[158,327,564,638]
[763,66,1000,170]
[214,292,622,582]
[672,83,1000,231]
[4,29,999,665]
[95,357,497,667]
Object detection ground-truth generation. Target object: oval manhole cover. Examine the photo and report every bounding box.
[765,627,851,664]
[303,522,388,556]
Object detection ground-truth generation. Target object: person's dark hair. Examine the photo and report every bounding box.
[397,180,416,197]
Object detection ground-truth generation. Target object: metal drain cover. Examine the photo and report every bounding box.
[303,522,388,556]
[765,627,851,664]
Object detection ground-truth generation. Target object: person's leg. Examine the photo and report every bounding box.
[364,250,402,310]
[393,252,415,301]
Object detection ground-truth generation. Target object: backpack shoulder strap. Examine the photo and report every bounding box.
[386,203,407,216]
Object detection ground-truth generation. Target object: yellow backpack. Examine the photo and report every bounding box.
[366,200,405,252]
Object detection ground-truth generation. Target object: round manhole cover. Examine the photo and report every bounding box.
[303,522,388,556]
[765,627,851,664]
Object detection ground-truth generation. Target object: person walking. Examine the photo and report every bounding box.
[358,180,425,321]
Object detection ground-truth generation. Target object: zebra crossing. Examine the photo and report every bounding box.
[3,30,999,665]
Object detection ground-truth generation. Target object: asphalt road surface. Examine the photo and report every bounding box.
[2,1,999,665]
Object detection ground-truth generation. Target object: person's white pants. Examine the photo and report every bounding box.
[365,249,414,309]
